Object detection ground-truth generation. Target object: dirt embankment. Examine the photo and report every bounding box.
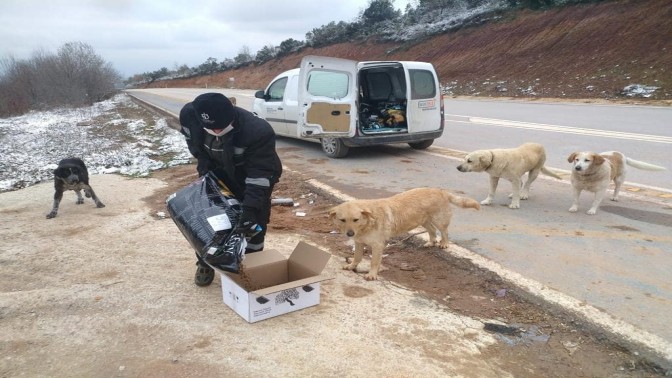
[144,0,672,103]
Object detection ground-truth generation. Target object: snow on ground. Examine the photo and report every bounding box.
[0,94,192,192]
[621,84,660,98]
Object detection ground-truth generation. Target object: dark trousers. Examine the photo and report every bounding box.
[246,185,273,253]
[246,229,265,252]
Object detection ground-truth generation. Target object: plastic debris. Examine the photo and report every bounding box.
[562,341,579,356]
[484,323,520,336]
[484,323,550,346]
[271,198,294,206]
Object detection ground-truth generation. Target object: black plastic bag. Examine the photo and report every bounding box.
[166,172,246,273]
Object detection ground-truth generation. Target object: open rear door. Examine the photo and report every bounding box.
[298,56,358,138]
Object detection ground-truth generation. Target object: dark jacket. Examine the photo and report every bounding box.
[179,102,282,211]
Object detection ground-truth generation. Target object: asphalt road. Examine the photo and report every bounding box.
[126,88,672,366]
[440,98,672,190]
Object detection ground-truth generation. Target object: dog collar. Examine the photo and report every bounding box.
[485,151,494,170]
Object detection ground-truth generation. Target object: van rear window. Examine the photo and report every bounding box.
[307,71,349,99]
[409,69,436,99]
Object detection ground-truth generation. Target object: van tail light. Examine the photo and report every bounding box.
[440,92,445,128]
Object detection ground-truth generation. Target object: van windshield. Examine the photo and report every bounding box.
[307,71,349,99]
[267,77,288,101]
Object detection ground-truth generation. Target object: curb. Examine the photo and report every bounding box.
[299,167,672,371]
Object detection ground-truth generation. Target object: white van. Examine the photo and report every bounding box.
[253,55,444,158]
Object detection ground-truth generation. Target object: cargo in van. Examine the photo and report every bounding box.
[253,55,444,158]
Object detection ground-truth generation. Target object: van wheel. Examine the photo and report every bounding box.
[321,138,349,158]
[408,139,434,150]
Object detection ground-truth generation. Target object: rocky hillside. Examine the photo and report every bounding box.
[145,0,671,103]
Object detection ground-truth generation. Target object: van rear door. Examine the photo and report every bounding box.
[298,55,358,138]
[403,62,443,133]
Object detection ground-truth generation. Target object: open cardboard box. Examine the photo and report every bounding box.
[212,241,333,323]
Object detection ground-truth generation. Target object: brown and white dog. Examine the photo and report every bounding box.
[329,188,480,280]
[456,143,562,209]
[47,158,105,219]
[567,151,665,215]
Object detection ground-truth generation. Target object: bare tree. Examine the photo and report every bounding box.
[0,56,33,115]
[0,42,121,116]
[56,42,120,103]
[233,46,254,66]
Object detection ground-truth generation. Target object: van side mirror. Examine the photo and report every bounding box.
[254,90,266,99]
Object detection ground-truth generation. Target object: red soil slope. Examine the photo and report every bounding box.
[146,0,671,102]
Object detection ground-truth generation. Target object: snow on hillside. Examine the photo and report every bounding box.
[0,94,190,192]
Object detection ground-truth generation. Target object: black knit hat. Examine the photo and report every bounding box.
[191,92,235,129]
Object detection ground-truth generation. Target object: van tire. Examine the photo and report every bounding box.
[321,138,349,158]
[408,139,434,150]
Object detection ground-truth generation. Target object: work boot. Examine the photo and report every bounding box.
[194,261,214,287]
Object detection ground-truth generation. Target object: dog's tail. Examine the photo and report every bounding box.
[625,157,666,171]
[541,166,563,180]
[447,193,481,211]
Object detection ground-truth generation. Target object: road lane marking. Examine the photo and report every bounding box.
[445,115,672,144]
[291,166,672,367]
[445,242,672,366]
[424,148,672,197]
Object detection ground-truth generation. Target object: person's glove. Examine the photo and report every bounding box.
[196,158,211,177]
[234,207,260,236]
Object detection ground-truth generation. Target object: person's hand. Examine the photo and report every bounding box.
[234,207,259,235]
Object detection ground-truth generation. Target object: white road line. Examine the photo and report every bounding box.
[295,167,672,366]
[445,115,672,144]
[425,148,672,197]
[446,243,672,366]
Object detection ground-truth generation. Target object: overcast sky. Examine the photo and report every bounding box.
[0,0,410,79]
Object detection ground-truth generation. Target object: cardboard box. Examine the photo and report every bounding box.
[213,241,333,323]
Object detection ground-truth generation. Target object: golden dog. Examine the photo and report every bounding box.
[568,151,665,215]
[329,188,480,280]
[456,142,561,209]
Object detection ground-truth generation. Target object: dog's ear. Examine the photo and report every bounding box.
[360,210,373,220]
[328,209,336,220]
[479,152,492,166]
[567,152,578,163]
[593,154,606,165]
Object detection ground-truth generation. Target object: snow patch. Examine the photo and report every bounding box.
[0,93,191,192]
[621,84,659,98]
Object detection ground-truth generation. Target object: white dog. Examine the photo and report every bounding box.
[567,151,666,215]
[457,143,562,209]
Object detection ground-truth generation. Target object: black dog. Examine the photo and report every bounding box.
[47,158,105,219]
